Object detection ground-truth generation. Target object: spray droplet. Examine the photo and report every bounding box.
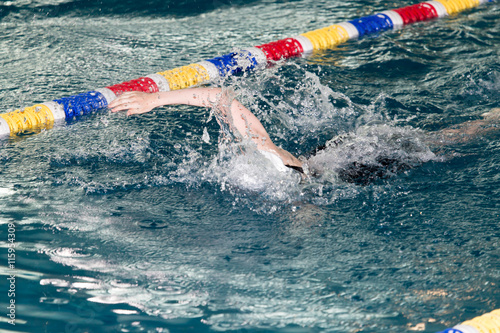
[202,127,210,144]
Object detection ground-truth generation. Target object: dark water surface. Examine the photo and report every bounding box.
[0,0,499,332]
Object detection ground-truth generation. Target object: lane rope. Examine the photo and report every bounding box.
[0,0,495,137]
[437,309,500,333]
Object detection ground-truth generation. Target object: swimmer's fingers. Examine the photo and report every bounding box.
[481,108,500,121]
[108,92,143,111]
[108,91,135,106]
[108,93,135,112]
[111,102,145,115]
[125,105,154,116]
[109,101,132,113]
[109,92,155,115]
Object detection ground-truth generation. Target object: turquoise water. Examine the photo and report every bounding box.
[1,0,499,332]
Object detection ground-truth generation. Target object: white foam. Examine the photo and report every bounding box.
[0,186,15,197]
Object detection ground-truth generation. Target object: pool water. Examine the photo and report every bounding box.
[0,0,499,332]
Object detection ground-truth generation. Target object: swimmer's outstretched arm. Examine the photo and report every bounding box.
[432,107,500,142]
[108,89,302,168]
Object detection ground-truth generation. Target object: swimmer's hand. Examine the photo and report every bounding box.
[109,91,157,116]
[481,108,500,121]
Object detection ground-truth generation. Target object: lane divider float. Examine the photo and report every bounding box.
[437,309,500,333]
[0,0,495,137]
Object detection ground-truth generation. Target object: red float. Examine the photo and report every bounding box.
[106,77,159,96]
[256,38,304,62]
[393,3,438,25]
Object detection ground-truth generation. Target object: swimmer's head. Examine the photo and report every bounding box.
[305,125,436,185]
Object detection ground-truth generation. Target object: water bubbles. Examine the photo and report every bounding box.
[137,219,169,229]
[39,297,70,305]
[48,247,92,258]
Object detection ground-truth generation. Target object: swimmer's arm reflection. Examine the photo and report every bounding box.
[108,89,303,169]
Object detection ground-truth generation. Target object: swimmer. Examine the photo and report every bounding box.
[109,88,500,183]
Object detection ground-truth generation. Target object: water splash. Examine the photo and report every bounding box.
[307,124,438,185]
